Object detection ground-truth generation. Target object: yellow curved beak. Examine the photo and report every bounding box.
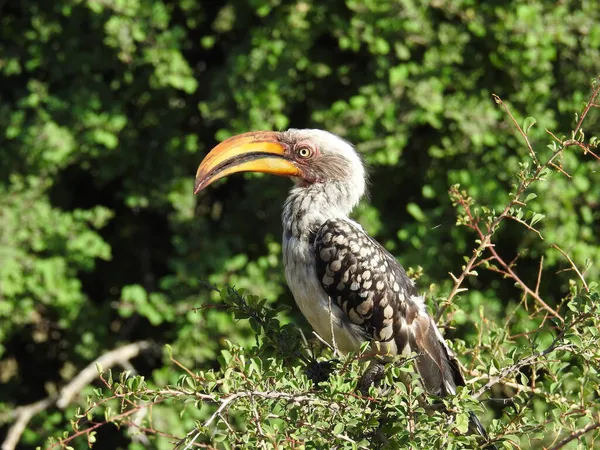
[194,131,300,194]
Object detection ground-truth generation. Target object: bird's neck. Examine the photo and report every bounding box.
[282,181,362,241]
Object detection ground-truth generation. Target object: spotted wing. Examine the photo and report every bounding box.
[314,218,464,397]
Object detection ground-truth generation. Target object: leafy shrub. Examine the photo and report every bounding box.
[1,1,600,449]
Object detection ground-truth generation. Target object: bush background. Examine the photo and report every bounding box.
[1,1,599,449]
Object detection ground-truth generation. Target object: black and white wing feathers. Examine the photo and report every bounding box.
[314,218,464,397]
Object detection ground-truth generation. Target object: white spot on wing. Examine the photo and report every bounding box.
[333,235,347,245]
[356,299,372,315]
[378,325,393,341]
[383,305,394,319]
[320,248,332,262]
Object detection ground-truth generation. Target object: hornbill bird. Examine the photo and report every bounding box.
[194,129,493,445]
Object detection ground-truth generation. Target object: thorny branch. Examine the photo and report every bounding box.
[548,419,600,450]
[550,243,589,292]
[472,325,579,400]
[448,190,562,321]
[436,81,600,322]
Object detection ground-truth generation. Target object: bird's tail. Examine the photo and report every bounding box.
[469,411,496,448]
[401,298,495,447]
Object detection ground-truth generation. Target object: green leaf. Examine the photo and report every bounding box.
[530,212,545,226]
[333,422,345,435]
[455,412,470,434]
[523,116,537,134]
[524,193,537,203]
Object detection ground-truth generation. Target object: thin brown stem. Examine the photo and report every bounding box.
[535,257,544,295]
[550,244,589,292]
[492,94,539,165]
[563,139,600,160]
[573,86,600,135]
[486,244,562,320]
[549,162,572,179]
[505,215,545,240]
[547,420,600,450]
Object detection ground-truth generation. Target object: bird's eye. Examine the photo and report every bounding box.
[296,146,313,159]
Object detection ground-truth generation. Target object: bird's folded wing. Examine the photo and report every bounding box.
[314,218,464,396]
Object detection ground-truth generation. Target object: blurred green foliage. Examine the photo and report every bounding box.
[1,0,599,448]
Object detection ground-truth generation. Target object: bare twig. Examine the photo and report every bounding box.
[550,244,589,292]
[505,214,545,240]
[312,330,335,352]
[485,243,561,320]
[549,162,572,179]
[572,87,600,136]
[437,236,492,321]
[545,128,563,143]
[1,341,152,450]
[328,296,340,356]
[250,397,264,436]
[535,257,544,295]
[204,393,243,429]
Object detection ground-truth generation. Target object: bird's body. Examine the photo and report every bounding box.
[194,128,492,444]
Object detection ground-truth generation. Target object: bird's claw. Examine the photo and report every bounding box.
[358,362,386,395]
[305,359,338,384]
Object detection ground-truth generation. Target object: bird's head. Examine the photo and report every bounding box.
[193,129,366,196]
